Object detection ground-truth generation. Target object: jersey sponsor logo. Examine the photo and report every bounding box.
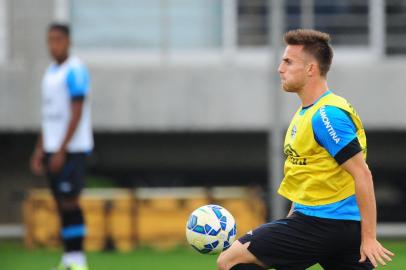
[284,144,299,157]
[319,106,340,144]
[284,144,307,165]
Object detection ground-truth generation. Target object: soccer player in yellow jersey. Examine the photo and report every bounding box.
[217,29,394,270]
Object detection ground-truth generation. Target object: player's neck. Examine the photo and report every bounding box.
[54,54,69,65]
[298,79,329,107]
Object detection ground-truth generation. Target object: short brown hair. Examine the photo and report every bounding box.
[284,29,333,77]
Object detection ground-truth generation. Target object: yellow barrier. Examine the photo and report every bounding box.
[24,189,135,251]
[23,187,266,251]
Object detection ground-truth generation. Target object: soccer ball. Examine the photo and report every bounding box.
[185,204,237,255]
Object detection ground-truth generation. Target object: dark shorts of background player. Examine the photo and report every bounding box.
[44,153,87,199]
[238,211,373,270]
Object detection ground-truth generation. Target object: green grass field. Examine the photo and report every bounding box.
[1,240,405,270]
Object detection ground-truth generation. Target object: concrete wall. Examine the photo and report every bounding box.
[1,0,405,132]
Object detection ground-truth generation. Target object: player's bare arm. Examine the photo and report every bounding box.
[341,152,395,267]
[30,134,44,175]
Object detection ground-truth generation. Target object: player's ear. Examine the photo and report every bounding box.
[306,62,313,76]
[307,62,318,77]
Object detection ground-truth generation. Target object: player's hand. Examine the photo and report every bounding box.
[30,149,44,176]
[359,238,394,267]
[49,149,66,173]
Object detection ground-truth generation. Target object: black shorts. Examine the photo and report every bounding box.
[44,153,87,199]
[238,211,373,270]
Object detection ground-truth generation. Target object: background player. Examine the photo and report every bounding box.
[217,29,394,270]
[30,23,93,270]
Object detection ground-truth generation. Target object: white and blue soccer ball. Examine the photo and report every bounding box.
[186,204,237,255]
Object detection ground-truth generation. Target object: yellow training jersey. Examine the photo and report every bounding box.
[278,92,367,206]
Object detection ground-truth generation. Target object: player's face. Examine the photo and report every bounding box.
[278,45,309,93]
[47,30,70,62]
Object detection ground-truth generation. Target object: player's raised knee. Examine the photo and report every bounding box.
[217,241,256,270]
[217,251,232,270]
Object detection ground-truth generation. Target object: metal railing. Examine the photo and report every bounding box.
[51,0,406,61]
